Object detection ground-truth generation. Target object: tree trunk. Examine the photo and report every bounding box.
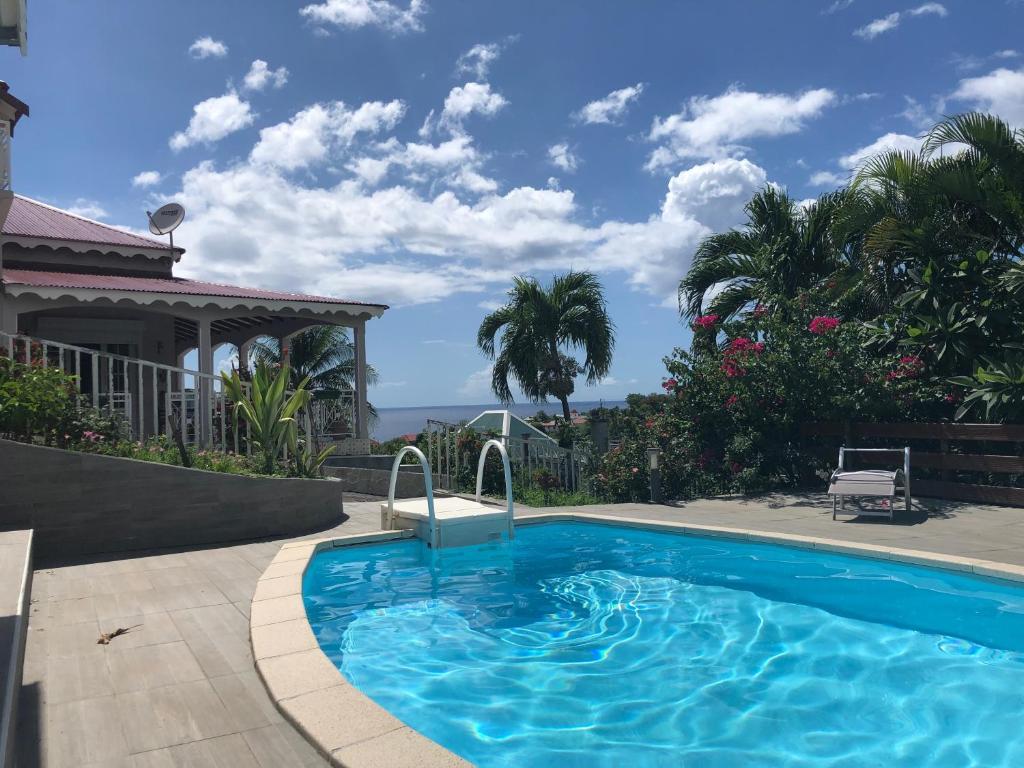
[558,394,571,421]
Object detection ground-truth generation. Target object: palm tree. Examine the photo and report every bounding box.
[477,271,615,421]
[678,186,849,321]
[249,325,379,418]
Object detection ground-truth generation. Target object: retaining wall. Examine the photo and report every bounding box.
[0,440,343,558]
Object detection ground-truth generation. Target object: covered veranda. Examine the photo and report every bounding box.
[0,267,387,449]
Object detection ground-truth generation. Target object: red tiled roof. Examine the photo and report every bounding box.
[1,195,181,254]
[1,268,387,308]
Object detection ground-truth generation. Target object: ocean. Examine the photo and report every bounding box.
[371,400,627,441]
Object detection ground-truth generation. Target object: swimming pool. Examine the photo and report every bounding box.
[302,522,1024,767]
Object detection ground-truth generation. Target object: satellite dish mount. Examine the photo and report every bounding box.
[146,202,185,256]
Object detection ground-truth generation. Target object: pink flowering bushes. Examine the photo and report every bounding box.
[591,297,956,502]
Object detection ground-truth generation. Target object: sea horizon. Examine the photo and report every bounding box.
[371,400,628,441]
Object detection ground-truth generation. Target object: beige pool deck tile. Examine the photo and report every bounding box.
[270,544,317,565]
[253,574,302,602]
[169,603,253,678]
[251,617,319,660]
[258,648,340,701]
[249,593,306,627]
[279,684,406,753]
[40,648,115,704]
[106,640,207,693]
[46,695,133,767]
[258,558,308,581]
[331,726,472,768]
[241,723,327,768]
[115,679,238,753]
[130,733,262,768]
[210,670,285,732]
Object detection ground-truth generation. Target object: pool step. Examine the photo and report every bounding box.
[383,440,515,548]
[381,497,509,548]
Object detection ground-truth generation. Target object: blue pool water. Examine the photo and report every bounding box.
[303,523,1024,767]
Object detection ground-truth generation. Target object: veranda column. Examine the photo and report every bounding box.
[237,340,251,375]
[198,319,213,447]
[353,321,368,440]
[279,335,291,368]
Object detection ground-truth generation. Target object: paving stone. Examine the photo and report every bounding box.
[106,640,206,693]
[250,618,318,660]
[115,679,238,753]
[331,726,472,768]
[241,723,328,768]
[249,594,306,627]
[258,648,339,701]
[279,684,405,753]
[210,670,284,731]
[46,695,132,767]
[130,733,262,768]
[169,603,253,678]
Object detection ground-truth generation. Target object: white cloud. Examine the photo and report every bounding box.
[908,2,947,18]
[949,67,1024,126]
[824,0,855,12]
[994,50,1020,60]
[646,86,836,169]
[459,364,493,397]
[170,91,254,151]
[854,3,947,40]
[168,101,770,308]
[548,143,579,173]
[854,12,901,39]
[131,170,163,188]
[455,40,513,80]
[808,170,847,187]
[839,132,922,169]
[250,100,405,170]
[243,60,289,92]
[66,198,109,220]
[299,0,426,34]
[575,83,644,125]
[478,299,505,312]
[375,380,407,388]
[188,37,228,59]
[439,82,508,131]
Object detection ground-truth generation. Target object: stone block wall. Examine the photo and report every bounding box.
[0,440,343,559]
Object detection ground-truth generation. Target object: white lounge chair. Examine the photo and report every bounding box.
[828,447,911,521]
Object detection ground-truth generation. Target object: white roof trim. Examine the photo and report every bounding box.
[3,283,386,319]
[4,234,180,262]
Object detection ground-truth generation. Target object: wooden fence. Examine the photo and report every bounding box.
[801,422,1024,507]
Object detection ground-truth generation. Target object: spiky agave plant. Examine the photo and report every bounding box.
[221,362,311,474]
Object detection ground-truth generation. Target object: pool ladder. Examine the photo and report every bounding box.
[382,439,515,549]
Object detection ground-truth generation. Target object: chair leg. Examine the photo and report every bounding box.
[832,496,837,520]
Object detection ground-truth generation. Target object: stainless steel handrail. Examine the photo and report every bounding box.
[476,438,515,541]
[387,446,438,548]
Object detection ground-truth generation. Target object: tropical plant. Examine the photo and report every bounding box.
[678,186,849,321]
[250,325,379,420]
[0,357,78,444]
[949,356,1024,422]
[477,271,615,420]
[221,362,311,474]
[287,429,336,478]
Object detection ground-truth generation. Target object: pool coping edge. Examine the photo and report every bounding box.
[250,512,1024,767]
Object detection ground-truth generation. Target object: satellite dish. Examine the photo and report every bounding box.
[146,203,185,236]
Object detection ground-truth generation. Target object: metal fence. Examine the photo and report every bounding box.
[424,419,590,494]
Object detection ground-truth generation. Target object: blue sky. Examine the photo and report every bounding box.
[4,0,1024,407]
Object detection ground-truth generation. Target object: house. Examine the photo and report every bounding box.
[0,83,386,451]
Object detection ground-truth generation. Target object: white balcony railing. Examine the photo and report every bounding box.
[1,332,355,453]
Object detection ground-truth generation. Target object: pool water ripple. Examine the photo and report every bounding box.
[304,523,1024,767]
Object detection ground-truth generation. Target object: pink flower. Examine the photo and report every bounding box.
[808,316,840,335]
[825,349,835,359]
[631,467,639,474]
[725,395,740,408]
[730,461,743,475]
[753,303,767,318]
[692,314,720,330]
[662,378,678,392]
